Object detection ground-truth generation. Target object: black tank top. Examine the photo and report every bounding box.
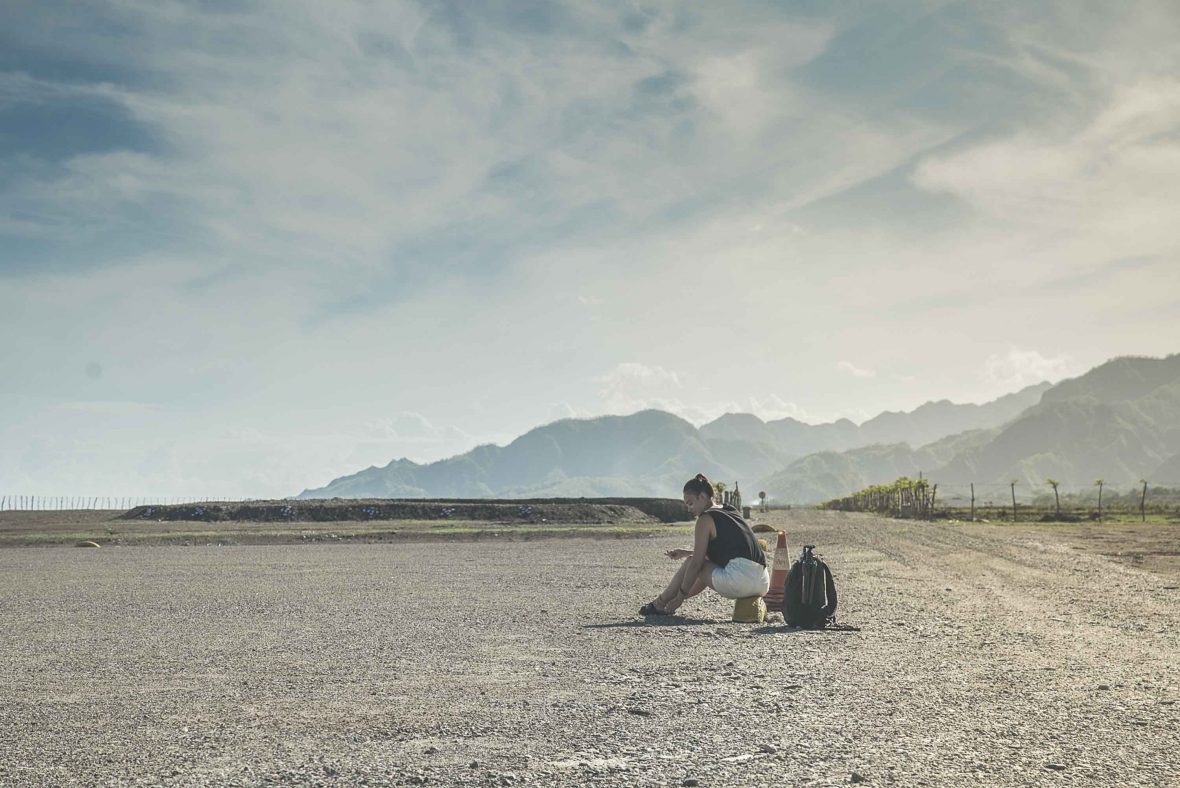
[704,506,766,567]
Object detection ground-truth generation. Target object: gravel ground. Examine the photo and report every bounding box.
[2,509,1178,787]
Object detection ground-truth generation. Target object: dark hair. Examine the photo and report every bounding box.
[683,473,714,498]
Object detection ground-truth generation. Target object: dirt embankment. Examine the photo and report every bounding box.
[119,497,687,524]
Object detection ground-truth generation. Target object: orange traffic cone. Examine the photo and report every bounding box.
[763,530,790,612]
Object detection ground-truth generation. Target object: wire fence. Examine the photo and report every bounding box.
[822,478,1180,520]
[932,481,1179,504]
[0,496,256,512]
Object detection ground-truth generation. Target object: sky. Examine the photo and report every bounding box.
[2,0,1179,498]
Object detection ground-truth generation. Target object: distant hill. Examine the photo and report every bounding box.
[299,410,750,499]
[698,382,1048,455]
[758,353,1180,504]
[755,429,995,505]
[857,384,1051,447]
[1040,354,1180,404]
[700,414,861,456]
[298,382,1051,500]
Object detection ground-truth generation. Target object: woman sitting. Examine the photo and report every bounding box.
[640,473,770,615]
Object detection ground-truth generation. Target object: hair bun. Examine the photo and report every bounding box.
[683,473,715,498]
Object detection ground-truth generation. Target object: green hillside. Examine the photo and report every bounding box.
[755,429,995,505]
[759,354,1180,504]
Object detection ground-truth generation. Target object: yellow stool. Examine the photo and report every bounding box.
[732,596,767,623]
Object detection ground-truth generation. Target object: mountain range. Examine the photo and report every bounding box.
[298,353,1128,502]
[298,354,1179,504]
[758,354,1180,502]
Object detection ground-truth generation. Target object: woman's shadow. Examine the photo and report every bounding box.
[584,618,861,632]
[583,615,718,629]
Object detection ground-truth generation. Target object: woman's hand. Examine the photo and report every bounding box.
[665,548,692,560]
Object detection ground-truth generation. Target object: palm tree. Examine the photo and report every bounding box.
[1094,479,1104,522]
[1047,479,1061,517]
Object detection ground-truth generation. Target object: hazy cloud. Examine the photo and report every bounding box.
[591,364,811,425]
[837,361,876,379]
[596,362,683,413]
[984,348,1075,389]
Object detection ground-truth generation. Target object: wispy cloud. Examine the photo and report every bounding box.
[592,363,810,426]
[837,361,876,379]
[365,412,471,448]
[984,348,1075,389]
[595,362,683,414]
[913,79,1180,250]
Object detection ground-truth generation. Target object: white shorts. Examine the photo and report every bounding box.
[712,557,771,599]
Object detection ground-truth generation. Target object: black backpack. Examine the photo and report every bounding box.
[782,545,837,628]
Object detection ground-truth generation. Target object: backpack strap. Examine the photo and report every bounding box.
[820,561,837,619]
[799,559,812,607]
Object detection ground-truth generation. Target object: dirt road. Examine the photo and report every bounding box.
[1,510,1177,786]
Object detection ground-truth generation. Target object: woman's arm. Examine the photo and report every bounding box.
[677,515,713,594]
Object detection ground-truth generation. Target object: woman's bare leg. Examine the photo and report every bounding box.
[654,561,693,609]
[659,562,716,614]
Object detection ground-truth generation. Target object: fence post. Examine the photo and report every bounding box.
[1010,481,1018,523]
[1140,480,1148,523]
[970,483,975,522]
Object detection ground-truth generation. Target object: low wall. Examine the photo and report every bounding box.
[120,497,689,524]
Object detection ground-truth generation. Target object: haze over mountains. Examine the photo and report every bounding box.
[298,354,1180,504]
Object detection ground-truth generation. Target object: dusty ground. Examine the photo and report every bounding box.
[1,509,1178,787]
